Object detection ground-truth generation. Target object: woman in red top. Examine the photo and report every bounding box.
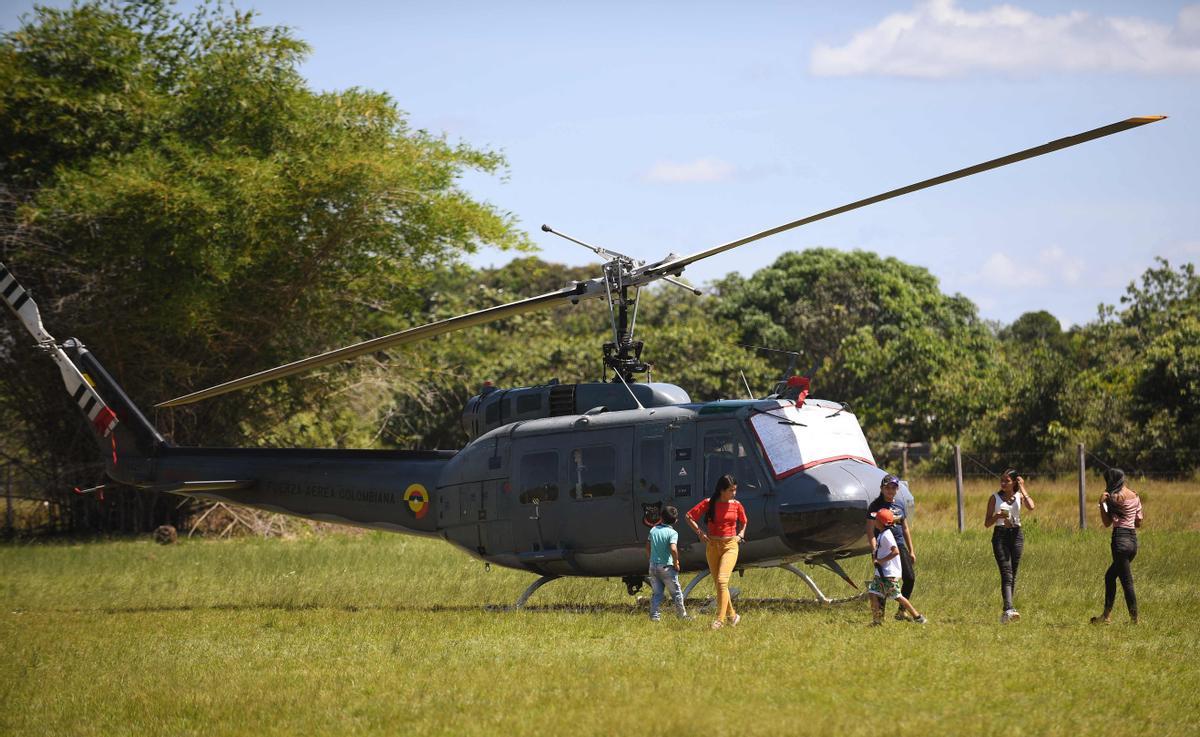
[686,474,748,629]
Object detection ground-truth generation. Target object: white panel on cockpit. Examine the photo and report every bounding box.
[747,400,875,480]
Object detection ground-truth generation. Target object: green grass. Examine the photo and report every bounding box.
[2,483,1198,736]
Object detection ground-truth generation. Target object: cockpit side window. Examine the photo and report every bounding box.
[519,450,558,504]
[702,428,763,496]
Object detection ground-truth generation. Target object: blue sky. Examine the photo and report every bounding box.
[3,0,1198,327]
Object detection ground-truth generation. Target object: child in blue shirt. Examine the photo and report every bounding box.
[646,506,688,620]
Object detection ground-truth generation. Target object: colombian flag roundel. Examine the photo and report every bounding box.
[404,483,429,519]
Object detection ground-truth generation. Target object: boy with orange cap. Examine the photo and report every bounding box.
[868,508,927,626]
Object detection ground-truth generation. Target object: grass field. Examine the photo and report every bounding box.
[2,479,1198,736]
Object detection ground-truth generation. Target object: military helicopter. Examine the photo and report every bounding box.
[1,116,1163,607]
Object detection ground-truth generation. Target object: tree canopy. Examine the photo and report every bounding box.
[1,0,529,470]
[1,1,1197,509]
[713,249,1001,446]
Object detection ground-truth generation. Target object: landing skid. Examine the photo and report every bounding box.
[781,564,831,603]
[509,562,863,610]
[683,563,862,608]
[512,574,561,609]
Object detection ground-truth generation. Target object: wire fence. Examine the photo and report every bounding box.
[887,443,1200,533]
[882,446,1200,482]
[4,443,1197,538]
[2,460,193,538]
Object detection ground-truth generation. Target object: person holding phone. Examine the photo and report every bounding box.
[984,468,1036,624]
[1092,468,1143,625]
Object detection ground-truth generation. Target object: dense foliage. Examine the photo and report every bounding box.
[0,0,528,479]
[714,249,1001,448]
[1,0,1197,528]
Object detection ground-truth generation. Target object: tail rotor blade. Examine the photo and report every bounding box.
[1,262,55,345]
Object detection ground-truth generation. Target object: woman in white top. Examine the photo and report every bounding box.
[984,468,1036,623]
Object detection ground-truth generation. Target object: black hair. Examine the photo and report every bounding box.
[661,505,678,525]
[1104,468,1126,495]
[706,474,737,524]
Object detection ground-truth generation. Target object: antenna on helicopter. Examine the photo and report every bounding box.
[739,370,755,400]
[741,345,823,400]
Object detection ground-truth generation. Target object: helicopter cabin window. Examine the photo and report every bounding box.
[485,398,501,426]
[570,445,617,499]
[703,429,762,495]
[516,393,542,415]
[638,436,666,495]
[519,451,558,504]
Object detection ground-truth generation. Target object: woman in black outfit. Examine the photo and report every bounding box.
[984,468,1035,624]
[1092,468,1144,624]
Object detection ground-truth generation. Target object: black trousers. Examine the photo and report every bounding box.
[992,526,1024,611]
[1104,528,1138,617]
[897,541,916,599]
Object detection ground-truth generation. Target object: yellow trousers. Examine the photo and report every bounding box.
[705,536,740,623]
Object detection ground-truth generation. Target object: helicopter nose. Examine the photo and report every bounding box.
[776,460,879,554]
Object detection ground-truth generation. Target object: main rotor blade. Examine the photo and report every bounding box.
[156,281,601,408]
[642,115,1166,279]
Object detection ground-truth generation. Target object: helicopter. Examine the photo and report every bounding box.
[1,115,1163,608]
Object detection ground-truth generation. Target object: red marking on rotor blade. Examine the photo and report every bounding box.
[92,406,118,438]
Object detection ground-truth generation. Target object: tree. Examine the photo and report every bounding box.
[1060,259,1200,472]
[0,1,528,526]
[713,249,1002,451]
[371,258,776,450]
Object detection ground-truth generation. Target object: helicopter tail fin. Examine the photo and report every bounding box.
[2,262,166,483]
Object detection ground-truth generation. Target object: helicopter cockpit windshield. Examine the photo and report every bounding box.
[747,400,875,480]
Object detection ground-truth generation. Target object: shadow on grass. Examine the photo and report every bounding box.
[18,593,866,618]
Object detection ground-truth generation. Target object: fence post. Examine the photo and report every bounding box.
[954,444,964,533]
[4,464,12,537]
[1077,442,1086,530]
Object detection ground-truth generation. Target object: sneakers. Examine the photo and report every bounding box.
[1001,609,1021,624]
[710,620,724,630]
[895,610,909,622]
[913,614,928,624]
[730,613,742,627]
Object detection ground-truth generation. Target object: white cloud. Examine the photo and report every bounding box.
[643,157,735,184]
[971,246,1084,288]
[1038,246,1084,285]
[811,0,1200,78]
[979,251,1030,283]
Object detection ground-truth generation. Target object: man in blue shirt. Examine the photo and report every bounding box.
[646,506,688,620]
